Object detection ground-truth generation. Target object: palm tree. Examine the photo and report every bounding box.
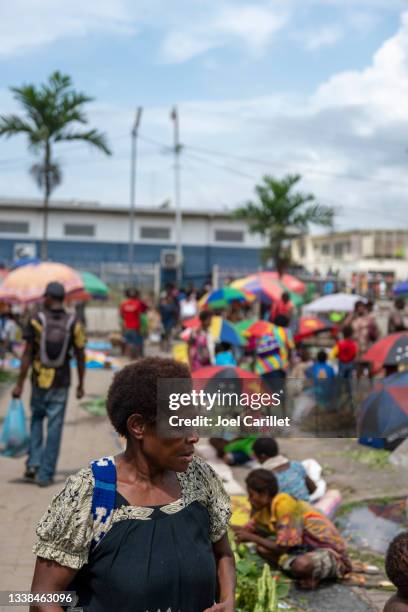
[235,174,334,274]
[0,71,112,260]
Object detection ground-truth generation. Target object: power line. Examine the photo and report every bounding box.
[185,143,408,189]
[184,150,257,180]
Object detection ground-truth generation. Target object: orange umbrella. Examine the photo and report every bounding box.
[0,262,84,303]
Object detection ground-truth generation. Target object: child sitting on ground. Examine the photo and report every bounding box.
[384,532,408,611]
[253,437,316,502]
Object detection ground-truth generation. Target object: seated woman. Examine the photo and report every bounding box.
[253,437,316,502]
[30,358,235,612]
[234,469,351,589]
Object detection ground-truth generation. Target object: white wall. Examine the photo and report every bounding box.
[0,207,267,248]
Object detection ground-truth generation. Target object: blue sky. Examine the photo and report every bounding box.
[1,0,408,230]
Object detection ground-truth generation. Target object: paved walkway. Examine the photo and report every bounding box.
[0,368,118,610]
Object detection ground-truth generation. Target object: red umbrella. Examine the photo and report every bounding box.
[232,272,305,305]
[265,272,305,294]
[192,365,261,396]
[292,315,336,342]
[245,320,275,338]
[363,332,408,374]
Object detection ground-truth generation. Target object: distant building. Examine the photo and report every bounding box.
[0,198,266,286]
[292,230,408,280]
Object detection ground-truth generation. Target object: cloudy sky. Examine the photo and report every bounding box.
[1,0,408,230]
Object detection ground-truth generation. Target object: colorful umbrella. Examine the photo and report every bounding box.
[244,320,276,338]
[363,332,408,374]
[244,321,294,348]
[80,271,109,298]
[394,279,408,297]
[231,272,305,305]
[179,316,245,346]
[358,371,408,439]
[291,315,335,342]
[232,317,258,344]
[303,293,366,314]
[0,262,84,303]
[232,317,258,334]
[199,287,253,310]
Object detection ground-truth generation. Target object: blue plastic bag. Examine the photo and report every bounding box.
[1,398,29,457]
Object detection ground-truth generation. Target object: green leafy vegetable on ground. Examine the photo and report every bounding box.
[229,530,291,611]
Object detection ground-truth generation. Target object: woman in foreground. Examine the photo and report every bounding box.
[234,469,351,589]
[30,358,235,612]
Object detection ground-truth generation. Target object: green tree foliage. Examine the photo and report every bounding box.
[235,174,334,274]
[0,71,111,260]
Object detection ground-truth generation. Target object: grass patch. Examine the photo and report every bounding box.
[342,447,391,469]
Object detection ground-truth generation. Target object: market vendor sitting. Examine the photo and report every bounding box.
[233,469,351,589]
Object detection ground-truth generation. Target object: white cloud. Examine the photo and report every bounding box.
[159,33,216,65]
[0,0,136,57]
[159,3,287,63]
[313,11,408,125]
[214,5,287,56]
[300,25,344,51]
[0,0,288,62]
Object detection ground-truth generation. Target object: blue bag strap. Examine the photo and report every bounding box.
[90,456,117,551]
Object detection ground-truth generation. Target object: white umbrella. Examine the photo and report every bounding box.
[303,293,367,314]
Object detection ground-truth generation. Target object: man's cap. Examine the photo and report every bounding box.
[44,281,65,300]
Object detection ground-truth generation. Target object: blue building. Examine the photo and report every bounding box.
[0,198,265,287]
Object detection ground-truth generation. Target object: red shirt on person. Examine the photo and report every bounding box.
[270,298,293,323]
[120,298,146,331]
[336,339,358,363]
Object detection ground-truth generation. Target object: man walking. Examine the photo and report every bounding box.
[120,288,147,358]
[12,282,86,487]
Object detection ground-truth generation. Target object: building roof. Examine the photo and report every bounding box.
[296,229,408,242]
[0,197,236,220]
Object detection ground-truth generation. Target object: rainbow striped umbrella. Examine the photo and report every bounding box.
[199,287,254,310]
[231,272,304,305]
[179,315,245,346]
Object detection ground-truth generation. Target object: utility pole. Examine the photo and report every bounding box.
[129,107,143,285]
[170,106,183,286]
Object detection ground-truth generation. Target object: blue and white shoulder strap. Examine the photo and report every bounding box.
[90,456,117,551]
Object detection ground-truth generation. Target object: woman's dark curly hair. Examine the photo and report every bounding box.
[385,532,408,588]
[107,357,191,437]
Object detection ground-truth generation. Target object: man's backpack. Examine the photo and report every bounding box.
[37,310,75,368]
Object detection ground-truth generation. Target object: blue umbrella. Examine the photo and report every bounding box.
[358,371,408,439]
[394,279,408,296]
